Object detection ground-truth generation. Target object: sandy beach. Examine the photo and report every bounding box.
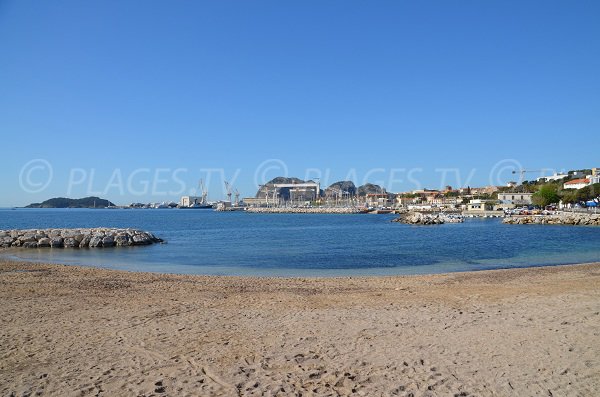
[1,260,599,397]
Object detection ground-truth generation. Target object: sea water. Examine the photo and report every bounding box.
[1,208,599,276]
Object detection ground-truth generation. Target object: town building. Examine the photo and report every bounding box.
[563,179,590,190]
[180,196,202,207]
[590,168,600,184]
[498,193,533,205]
[466,199,493,212]
[365,193,391,208]
[536,173,569,182]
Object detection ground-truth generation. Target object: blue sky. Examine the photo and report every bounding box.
[1,1,598,206]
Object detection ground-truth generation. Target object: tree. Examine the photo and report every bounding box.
[575,183,600,202]
[532,184,560,207]
[560,190,578,204]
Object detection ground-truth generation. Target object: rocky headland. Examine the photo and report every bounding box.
[0,228,163,248]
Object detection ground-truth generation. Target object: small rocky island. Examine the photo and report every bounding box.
[25,196,115,208]
[0,228,163,248]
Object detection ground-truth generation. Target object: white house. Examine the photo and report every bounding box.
[466,199,493,212]
[563,179,590,190]
[498,193,533,205]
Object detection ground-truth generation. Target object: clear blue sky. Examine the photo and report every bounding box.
[1,1,598,206]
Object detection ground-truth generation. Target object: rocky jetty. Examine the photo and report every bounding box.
[246,207,361,214]
[503,212,600,226]
[392,211,464,225]
[0,228,163,248]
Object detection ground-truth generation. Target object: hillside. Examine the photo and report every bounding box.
[25,197,115,208]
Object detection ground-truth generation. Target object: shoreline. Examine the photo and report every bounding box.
[1,254,599,280]
[2,258,599,396]
[3,248,600,278]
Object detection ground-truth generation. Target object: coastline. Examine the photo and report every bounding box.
[2,259,599,396]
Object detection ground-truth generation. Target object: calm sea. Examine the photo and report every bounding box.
[1,208,599,276]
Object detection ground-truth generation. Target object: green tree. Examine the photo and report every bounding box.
[560,190,578,204]
[575,183,600,202]
[532,184,560,207]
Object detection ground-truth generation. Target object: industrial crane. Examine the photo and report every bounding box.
[198,179,208,205]
[224,181,233,203]
[234,189,240,207]
[512,169,543,183]
[512,169,543,176]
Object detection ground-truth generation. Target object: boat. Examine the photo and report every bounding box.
[182,202,213,209]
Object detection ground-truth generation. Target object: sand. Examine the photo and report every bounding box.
[1,260,599,397]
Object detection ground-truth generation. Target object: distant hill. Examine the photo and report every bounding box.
[255,177,319,199]
[25,196,115,208]
[357,183,385,195]
[325,181,357,195]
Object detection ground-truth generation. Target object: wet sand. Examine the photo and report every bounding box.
[1,259,599,396]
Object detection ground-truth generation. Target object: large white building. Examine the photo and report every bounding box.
[180,196,203,207]
[536,173,569,182]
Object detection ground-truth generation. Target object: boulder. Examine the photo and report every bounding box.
[38,237,51,247]
[50,237,64,248]
[102,235,115,247]
[79,235,91,248]
[115,234,131,246]
[132,233,151,245]
[89,236,103,248]
[63,238,79,248]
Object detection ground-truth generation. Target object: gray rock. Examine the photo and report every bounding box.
[50,237,64,248]
[23,241,38,248]
[102,235,115,247]
[49,230,62,237]
[115,234,131,246]
[64,237,79,248]
[89,236,103,248]
[38,237,51,247]
[132,233,151,245]
[21,234,37,243]
[79,235,91,248]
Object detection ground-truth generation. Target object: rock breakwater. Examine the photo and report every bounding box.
[503,213,600,226]
[392,212,464,225]
[0,228,163,248]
